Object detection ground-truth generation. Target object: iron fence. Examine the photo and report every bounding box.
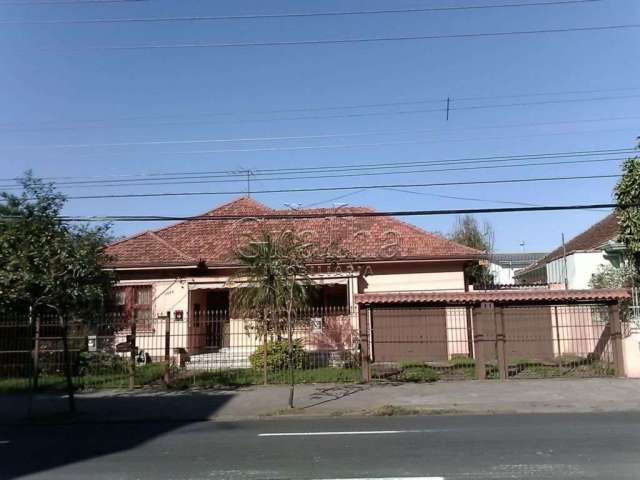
[0,301,626,392]
[362,302,623,381]
[0,307,360,391]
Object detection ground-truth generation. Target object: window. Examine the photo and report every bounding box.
[114,286,153,328]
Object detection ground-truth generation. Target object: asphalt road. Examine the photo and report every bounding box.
[1,412,639,479]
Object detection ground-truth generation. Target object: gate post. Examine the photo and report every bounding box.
[164,312,171,386]
[495,305,508,380]
[128,320,137,390]
[609,302,625,377]
[473,304,487,380]
[359,306,371,383]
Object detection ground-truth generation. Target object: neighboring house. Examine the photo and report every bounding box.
[104,197,482,360]
[514,213,626,289]
[488,252,547,285]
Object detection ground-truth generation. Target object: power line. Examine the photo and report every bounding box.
[21,23,640,51]
[3,103,639,150]
[0,155,628,192]
[0,0,147,4]
[0,0,603,25]
[0,148,632,186]
[2,87,637,131]
[8,174,617,201]
[0,202,625,222]
[2,91,639,133]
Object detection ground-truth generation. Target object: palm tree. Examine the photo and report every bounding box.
[232,231,312,397]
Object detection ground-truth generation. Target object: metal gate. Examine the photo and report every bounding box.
[371,307,448,362]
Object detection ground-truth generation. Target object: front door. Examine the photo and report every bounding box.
[205,290,229,350]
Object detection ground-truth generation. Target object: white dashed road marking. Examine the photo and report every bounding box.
[0,440,10,445]
[258,430,436,437]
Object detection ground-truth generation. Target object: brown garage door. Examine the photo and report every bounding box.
[502,306,554,361]
[371,308,448,362]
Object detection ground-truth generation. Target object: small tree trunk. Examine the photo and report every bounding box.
[287,306,294,409]
[28,308,40,418]
[60,315,76,414]
[263,334,268,385]
[263,308,268,385]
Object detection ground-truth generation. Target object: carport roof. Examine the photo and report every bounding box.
[355,288,631,305]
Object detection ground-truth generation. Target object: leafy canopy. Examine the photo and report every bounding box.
[0,173,114,316]
[231,230,313,337]
[615,138,640,257]
[448,214,494,286]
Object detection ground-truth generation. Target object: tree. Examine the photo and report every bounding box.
[232,230,312,406]
[614,138,640,274]
[448,214,495,287]
[589,263,636,289]
[0,173,114,412]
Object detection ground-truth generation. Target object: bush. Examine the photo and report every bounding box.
[448,356,475,368]
[399,366,439,383]
[249,339,305,372]
[78,351,126,376]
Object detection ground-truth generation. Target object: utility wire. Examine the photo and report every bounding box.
[0,0,603,25]
[0,148,631,186]
[0,203,626,222]
[2,87,637,130]
[2,92,639,133]
[23,23,640,51]
[7,174,618,201]
[2,104,638,150]
[0,0,147,4]
[0,155,628,191]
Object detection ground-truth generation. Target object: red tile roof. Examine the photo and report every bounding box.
[105,197,482,268]
[356,288,630,305]
[516,213,620,276]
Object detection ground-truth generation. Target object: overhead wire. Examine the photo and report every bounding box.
[3,174,619,201]
[22,23,640,51]
[0,148,632,188]
[0,0,604,25]
[0,202,626,222]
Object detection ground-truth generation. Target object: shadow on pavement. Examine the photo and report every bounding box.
[0,391,233,480]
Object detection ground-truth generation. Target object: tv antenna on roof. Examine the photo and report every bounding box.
[284,203,302,210]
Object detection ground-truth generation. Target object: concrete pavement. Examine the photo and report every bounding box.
[2,412,640,479]
[2,378,640,424]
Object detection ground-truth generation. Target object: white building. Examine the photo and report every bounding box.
[514,213,625,289]
[489,252,547,285]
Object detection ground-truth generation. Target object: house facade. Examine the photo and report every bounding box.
[104,197,482,361]
[514,213,625,289]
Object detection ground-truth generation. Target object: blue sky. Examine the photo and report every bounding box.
[0,0,638,253]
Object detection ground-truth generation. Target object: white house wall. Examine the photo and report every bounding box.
[546,252,609,289]
[364,270,465,293]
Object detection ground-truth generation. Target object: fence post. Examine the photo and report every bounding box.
[609,302,625,378]
[28,309,40,418]
[495,305,508,380]
[164,313,171,387]
[128,320,137,390]
[359,307,371,383]
[473,304,486,380]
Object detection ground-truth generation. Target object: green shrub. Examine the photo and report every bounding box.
[399,366,439,383]
[399,361,426,369]
[78,351,126,376]
[448,356,475,368]
[249,339,305,372]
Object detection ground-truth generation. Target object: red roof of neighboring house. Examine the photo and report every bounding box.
[105,197,483,269]
[515,213,620,276]
[355,288,630,305]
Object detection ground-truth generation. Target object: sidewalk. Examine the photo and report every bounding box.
[2,378,640,424]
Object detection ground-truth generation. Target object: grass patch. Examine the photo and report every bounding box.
[171,367,361,389]
[373,405,421,416]
[398,366,439,383]
[0,363,166,393]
